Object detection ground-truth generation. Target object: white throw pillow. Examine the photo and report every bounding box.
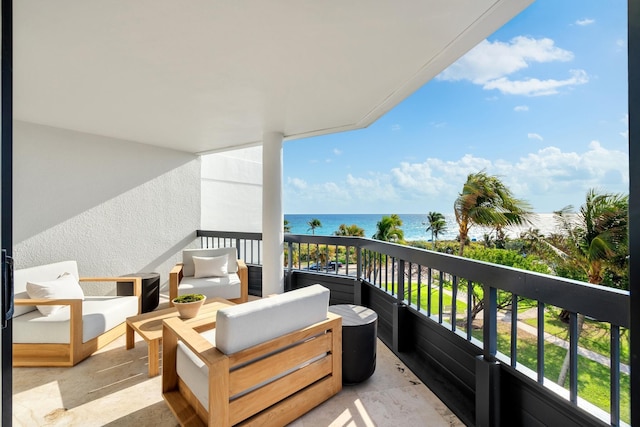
[193,255,228,278]
[26,273,85,316]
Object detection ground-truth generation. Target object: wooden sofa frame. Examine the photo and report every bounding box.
[162,311,342,427]
[169,259,248,306]
[13,276,141,367]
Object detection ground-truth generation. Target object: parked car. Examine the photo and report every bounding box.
[327,261,343,270]
[306,262,341,271]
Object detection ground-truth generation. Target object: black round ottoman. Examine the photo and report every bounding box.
[328,304,378,384]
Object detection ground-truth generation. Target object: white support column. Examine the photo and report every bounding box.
[262,131,284,295]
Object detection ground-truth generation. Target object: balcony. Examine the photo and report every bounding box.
[7,2,639,426]
[13,296,464,426]
[8,229,632,426]
[196,230,629,426]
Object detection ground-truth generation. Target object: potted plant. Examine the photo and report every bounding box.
[172,293,206,318]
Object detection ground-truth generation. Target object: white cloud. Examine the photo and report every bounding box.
[437,36,586,96]
[514,142,628,191]
[483,69,588,96]
[438,36,573,84]
[344,173,399,202]
[333,148,342,155]
[288,177,307,190]
[528,133,543,141]
[576,18,595,26]
[621,114,629,139]
[390,155,492,196]
[285,144,628,214]
[391,124,401,131]
[383,145,627,211]
[514,105,529,112]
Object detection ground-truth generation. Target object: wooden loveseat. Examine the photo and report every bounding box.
[169,247,248,306]
[162,284,342,426]
[13,260,141,367]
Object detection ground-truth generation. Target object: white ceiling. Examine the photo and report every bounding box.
[14,0,533,154]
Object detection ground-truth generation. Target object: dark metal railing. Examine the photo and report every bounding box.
[196,230,629,426]
[198,230,263,265]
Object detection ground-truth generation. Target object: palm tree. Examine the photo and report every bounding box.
[334,224,365,237]
[424,211,447,249]
[307,218,322,235]
[283,219,291,233]
[454,171,532,256]
[368,214,404,280]
[551,188,628,387]
[333,224,364,266]
[372,214,404,243]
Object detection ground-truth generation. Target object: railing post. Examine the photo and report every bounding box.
[356,245,362,280]
[397,259,405,303]
[392,259,409,353]
[476,285,500,427]
[285,241,293,292]
[475,355,500,427]
[392,302,410,353]
[354,246,363,305]
[354,279,363,306]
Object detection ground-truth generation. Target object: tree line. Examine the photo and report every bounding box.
[289,170,629,294]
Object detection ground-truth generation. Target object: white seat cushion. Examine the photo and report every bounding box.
[177,273,241,300]
[13,296,139,344]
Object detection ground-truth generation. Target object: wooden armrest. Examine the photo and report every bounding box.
[169,264,184,275]
[163,317,225,367]
[169,264,184,306]
[236,259,248,303]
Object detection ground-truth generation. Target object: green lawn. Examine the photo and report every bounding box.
[398,283,629,423]
[491,326,630,424]
[404,283,468,317]
[521,313,630,363]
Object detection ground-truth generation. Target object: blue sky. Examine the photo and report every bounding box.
[283,0,628,215]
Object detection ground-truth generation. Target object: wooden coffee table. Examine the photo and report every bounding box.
[126,297,234,377]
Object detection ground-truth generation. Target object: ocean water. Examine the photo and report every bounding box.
[284,213,560,242]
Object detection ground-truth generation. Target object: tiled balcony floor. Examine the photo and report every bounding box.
[13,301,464,426]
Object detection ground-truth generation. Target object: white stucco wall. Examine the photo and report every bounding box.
[201,146,262,232]
[13,121,201,295]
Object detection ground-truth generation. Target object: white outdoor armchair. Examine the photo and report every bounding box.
[12,260,141,367]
